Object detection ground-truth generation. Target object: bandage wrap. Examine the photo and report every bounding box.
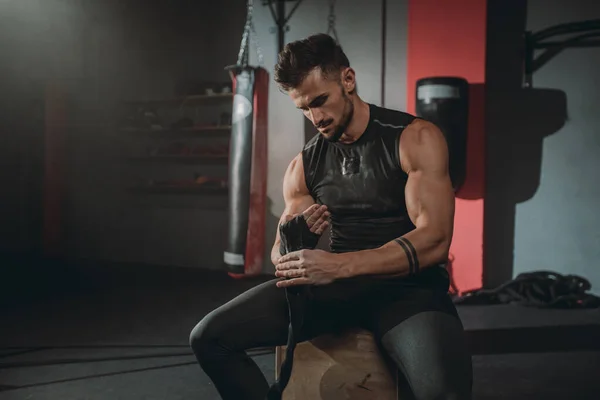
[278,215,321,255]
[267,215,320,400]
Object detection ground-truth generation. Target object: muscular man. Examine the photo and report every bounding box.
[190,33,473,400]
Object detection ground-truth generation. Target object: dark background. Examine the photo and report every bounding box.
[0,0,599,399]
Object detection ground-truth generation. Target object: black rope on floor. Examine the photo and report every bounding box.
[454,270,600,308]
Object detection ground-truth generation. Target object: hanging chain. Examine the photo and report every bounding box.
[236,0,263,67]
[327,0,339,43]
[250,19,264,66]
[236,0,252,65]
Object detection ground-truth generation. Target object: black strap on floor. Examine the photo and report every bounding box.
[266,216,319,399]
[454,270,600,308]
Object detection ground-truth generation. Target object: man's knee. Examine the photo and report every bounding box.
[189,311,221,356]
[189,318,207,353]
[381,311,472,400]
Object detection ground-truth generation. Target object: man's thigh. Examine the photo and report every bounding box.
[191,278,365,351]
[370,290,472,399]
[191,278,292,350]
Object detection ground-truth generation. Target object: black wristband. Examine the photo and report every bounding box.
[279,215,321,255]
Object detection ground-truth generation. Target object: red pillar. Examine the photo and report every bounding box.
[407,0,487,292]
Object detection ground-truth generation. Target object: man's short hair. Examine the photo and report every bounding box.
[274,33,350,92]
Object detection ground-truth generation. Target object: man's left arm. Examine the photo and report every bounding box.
[339,120,455,278]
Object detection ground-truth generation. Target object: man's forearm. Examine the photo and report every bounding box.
[271,240,282,265]
[338,227,450,279]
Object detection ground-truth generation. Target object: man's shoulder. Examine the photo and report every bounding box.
[399,119,449,173]
[370,104,417,131]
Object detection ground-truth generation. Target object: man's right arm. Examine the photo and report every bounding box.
[271,153,321,265]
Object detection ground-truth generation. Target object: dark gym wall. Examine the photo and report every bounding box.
[517,0,600,293]
[0,0,243,268]
[0,0,97,257]
[485,0,600,295]
[63,1,232,268]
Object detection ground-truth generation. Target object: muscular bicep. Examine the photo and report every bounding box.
[405,169,454,237]
[401,121,455,238]
[270,154,316,263]
[278,154,316,232]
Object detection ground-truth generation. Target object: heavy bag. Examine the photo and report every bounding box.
[415,77,469,191]
[223,66,269,276]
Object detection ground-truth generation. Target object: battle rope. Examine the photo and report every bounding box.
[453,270,600,308]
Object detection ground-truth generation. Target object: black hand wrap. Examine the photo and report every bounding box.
[266,215,320,400]
[278,215,321,255]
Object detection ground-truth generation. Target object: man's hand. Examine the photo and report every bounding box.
[275,249,341,288]
[282,204,330,235]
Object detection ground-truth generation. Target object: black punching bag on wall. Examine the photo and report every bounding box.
[416,77,469,191]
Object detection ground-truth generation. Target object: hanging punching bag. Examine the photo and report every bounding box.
[223,66,269,276]
[415,77,469,191]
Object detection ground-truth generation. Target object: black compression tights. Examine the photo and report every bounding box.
[189,278,472,400]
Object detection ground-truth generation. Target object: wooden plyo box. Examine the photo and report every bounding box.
[275,329,399,400]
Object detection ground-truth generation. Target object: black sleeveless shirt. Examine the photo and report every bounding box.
[302,104,417,254]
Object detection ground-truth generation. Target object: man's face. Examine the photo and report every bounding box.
[289,68,354,143]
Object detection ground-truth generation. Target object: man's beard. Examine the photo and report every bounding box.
[324,94,354,143]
